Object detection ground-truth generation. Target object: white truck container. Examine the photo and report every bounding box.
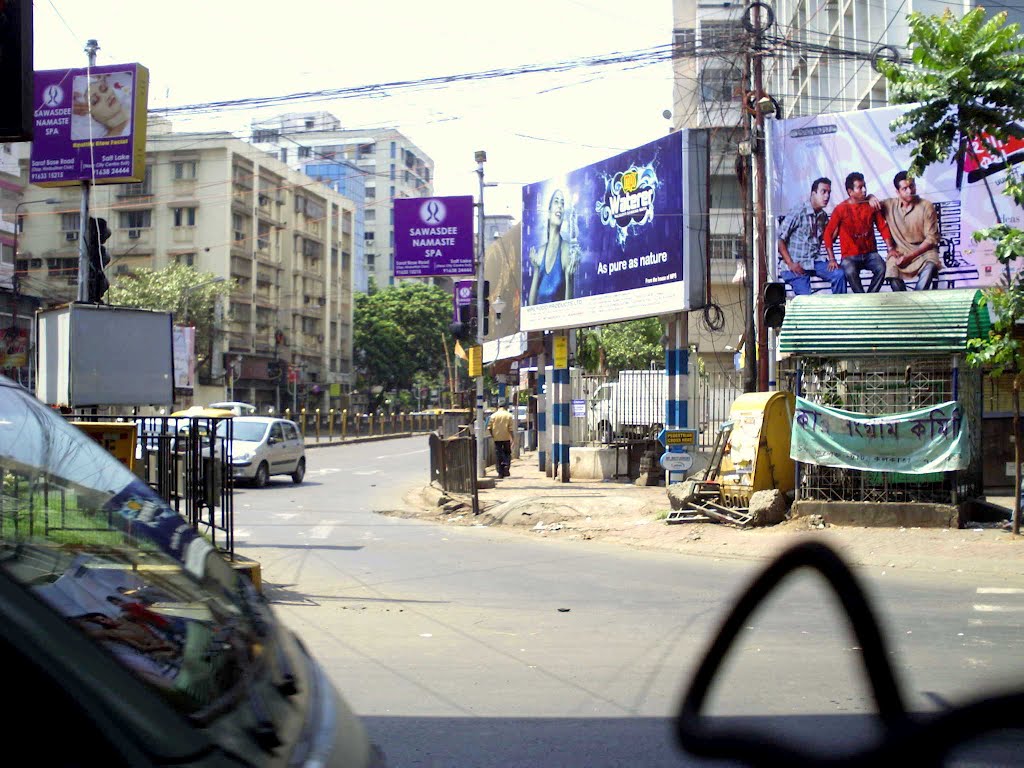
[588,369,667,442]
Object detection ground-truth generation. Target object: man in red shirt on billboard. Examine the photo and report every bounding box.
[822,172,898,293]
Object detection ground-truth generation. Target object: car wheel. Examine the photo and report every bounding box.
[291,458,306,484]
[254,461,270,488]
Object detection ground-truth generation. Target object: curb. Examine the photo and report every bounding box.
[303,431,428,449]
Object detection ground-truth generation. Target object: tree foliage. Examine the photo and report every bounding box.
[880,9,1024,178]
[881,8,1024,533]
[107,263,233,372]
[578,318,663,374]
[353,282,452,396]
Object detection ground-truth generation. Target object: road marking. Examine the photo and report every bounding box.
[354,470,381,476]
[311,468,340,475]
[977,588,1024,594]
[274,513,298,520]
[310,522,337,539]
[973,604,1024,612]
[376,448,429,459]
[235,528,251,539]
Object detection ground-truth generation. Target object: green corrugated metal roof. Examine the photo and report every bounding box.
[778,289,991,356]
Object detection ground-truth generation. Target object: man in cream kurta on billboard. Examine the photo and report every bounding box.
[768,104,1020,292]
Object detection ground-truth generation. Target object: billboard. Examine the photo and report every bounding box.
[394,195,475,277]
[520,130,707,332]
[768,104,1018,293]
[29,63,149,186]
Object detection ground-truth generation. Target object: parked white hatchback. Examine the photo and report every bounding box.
[218,416,306,487]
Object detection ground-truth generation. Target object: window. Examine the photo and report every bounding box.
[390,164,395,181]
[389,186,395,199]
[118,209,151,233]
[304,118,315,130]
[367,254,375,267]
[298,146,311,159]
[280,148,288,163]
[173,160,198,180]
[253,128,279,143]
[269,423,284,442]
[404,170,411,184]
[61,213,81,241]
[364,209,376,223]
[673,27,696,56]
[699,19,741,50]
[174,252,195,266]
[121,165,153,196]
[390,141,396,159]
[284,423,300,441]
[232,213,246,243]
[172,207,196,227]
[364,232,375,242]
[709,234,743,261]
[365,186,376,200]
[701,65,743,102]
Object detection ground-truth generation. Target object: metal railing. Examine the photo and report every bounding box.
[428,430,479,514]
[281,408,442,441]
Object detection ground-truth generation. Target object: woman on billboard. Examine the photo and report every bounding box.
[528,189,582,304]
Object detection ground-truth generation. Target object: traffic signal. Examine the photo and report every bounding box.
[763,281,787,329]
[470,280,490,336]
[85,217,111,304]
[450,303,476,342]
[0,1,33,141]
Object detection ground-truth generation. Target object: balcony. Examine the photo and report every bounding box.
[230,256,252,279]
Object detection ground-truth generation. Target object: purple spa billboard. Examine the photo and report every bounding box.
[394,195,475,278]
[30,63,149,186]
[520,130,707,332]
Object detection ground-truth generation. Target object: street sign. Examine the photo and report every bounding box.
[660,451,693,472]
[657,428,698,447]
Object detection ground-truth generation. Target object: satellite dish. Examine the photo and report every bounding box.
[662,109,672,120]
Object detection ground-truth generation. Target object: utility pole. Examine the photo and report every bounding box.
[739,56,757,394]
[751,7,771,392]
[474,151,487,477]
[77,39,100,304]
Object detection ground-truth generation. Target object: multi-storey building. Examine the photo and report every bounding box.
[16,119,358,411]
[671,0,1024,380]
[251,112,434,290]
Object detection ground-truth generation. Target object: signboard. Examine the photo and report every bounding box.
[30,63,150,186]
[571,399,586,418]
[453,279,474,321]
[0,326,29,368]
[171,325,195,390]
[658,428,698,447]
[553,335,568,369]
[769,104,1017,293]
[75,422,137,471]
[660,451,693,472]
[790,397,969,474]
[521,130,708,331]
[394,195,475,277]
[468,345,482,378]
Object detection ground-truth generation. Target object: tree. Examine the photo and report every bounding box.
[880,8,1024,534]
[577,318,663,374]
[353,282,451,406]
[107,263,233,378]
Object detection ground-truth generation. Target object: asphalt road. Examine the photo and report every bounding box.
[235,437,1024,767]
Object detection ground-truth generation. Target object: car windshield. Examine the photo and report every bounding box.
[216,420,267,442]
[0,377,263,717]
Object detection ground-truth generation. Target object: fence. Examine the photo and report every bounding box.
[694,368,744,450]
[280,408,442,441]
[428,431,479,515]
[66,415,236,558]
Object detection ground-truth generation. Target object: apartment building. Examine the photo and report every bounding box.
[16,120,358,411]
[251,112,434,290]
[671,0,1024,379]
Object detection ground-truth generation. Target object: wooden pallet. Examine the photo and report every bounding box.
[666,498,753,527]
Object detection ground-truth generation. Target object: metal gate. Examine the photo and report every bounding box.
[694,368,743,450]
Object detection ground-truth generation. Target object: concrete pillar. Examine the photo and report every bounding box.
[537,350,547,473]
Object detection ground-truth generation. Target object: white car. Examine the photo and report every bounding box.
[218,416,305,487]
[208,401,258,416]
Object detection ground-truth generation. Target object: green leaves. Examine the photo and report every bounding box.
[353,282,452,393]
[578,318,663,374]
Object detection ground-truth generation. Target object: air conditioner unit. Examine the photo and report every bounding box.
[317,297,326,306]
[65,231,78,241]
[128,229,141,239]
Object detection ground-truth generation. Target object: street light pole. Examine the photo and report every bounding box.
[77,39,100,304]
[474,150,487,478]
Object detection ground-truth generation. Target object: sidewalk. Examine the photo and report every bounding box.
[395,451,1024,581]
